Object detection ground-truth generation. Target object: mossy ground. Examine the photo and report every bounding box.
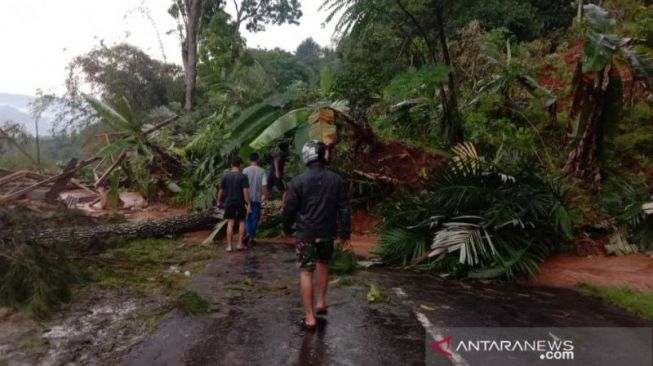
[89,238,215,292]
[578,283,653,320]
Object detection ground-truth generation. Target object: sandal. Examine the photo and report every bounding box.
[316,307,328,315]
[301,319,317,331]
[226,247,233,253]
[237,246,247,251]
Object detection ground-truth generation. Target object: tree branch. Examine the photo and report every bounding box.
[394,0,438,64]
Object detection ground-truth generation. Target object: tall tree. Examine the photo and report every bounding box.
[323,0,463,144]
[49,43,183,132]
[169,0,208,110]
[231,0,303,32]
[170,0,303,110]
[295,38,322,62]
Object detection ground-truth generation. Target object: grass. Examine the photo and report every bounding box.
[0,241,83,320]
[89,238,217,320]
[177,290,212,316]
[90,238,214,291]
[578,283,653,320]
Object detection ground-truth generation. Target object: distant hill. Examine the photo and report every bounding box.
[0,92,54,136]
[0,93,33,111]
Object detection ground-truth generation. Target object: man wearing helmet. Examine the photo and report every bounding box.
[283,141,351,331]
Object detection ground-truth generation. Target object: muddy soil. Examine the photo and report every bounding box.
[528,253,653,291]
[0,288,170,366]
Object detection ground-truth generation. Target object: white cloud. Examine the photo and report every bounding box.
[0,0,336,96]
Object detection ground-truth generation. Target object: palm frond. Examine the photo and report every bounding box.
[374,228,427,266]
[428,219,496,266]
[84,94,137,133]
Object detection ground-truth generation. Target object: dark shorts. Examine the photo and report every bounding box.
[296,238,334,272]
[224,203,247,221]
[268,176,286,192]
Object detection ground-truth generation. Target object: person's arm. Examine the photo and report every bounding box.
[337,177,352,249]
[217,176,226,205]
[243,187,252,212]
[262,174,269,203]
[274,156,281,179]
[282,179,301,236]
[242,175,251,212]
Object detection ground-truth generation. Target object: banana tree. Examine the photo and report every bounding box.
[563,4,653,189]
[472,40,558,127]
[84,94,181,195]
[248,100,350,152]
[216,66,375,159]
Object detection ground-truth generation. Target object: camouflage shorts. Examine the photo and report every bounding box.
[296,238,334,272]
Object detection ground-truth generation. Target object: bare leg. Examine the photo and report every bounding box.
[316,262,329,310]
[300,271,316,326]
[226,219,235,251]
[237,220,246,249]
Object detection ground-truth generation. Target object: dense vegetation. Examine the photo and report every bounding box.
[2,0,652,284]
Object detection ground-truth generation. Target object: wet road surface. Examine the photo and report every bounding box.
[123,244,651,366]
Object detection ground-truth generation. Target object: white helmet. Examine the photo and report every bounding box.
[302,141,327,165]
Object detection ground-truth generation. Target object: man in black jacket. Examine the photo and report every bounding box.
[283,141,351,330]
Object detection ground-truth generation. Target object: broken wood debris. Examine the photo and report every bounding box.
[353,170,405,185]
[0,158,100,205]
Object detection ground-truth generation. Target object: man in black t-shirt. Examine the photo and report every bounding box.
[268,142,290,202]
[218,156,251,252]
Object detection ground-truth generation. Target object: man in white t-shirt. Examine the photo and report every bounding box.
[243,152,268,247]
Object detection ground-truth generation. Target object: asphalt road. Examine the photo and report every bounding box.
[123,244,652,366]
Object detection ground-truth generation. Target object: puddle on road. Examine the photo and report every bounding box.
[1,292,168,366]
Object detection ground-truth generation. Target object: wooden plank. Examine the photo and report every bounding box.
[0,158,99,204]
[45,159,79,202]
[94,151,127,188]
[0,170,29,187]
[143,115,179,135]
[70,178,98,195]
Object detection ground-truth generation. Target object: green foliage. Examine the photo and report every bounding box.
[386,64,450,101]
[580,4,653,90]
[374,228,428,267]
[255,209,283,238]
[249,108,310,150]
[367,283,390,303]
[600,180,653,251]
[220,93,293,156]
[579,283,653,320]
[330,246,358,275]
[375,147,575,279]
[0,241,82,320]
[320,66,333,95]
[449,0,575,41]
[59,43,183,131]
[91,238,214,290]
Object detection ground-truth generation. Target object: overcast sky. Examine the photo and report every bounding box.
[0,0,337,96]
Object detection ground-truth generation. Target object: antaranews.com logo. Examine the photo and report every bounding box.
[425,327,652,366]
[432,335,574,361]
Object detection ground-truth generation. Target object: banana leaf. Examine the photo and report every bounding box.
[96,137,135,158]
[619,47,653,91]
[249,108,310,150]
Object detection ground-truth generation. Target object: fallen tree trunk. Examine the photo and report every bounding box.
[1,211,222,247]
